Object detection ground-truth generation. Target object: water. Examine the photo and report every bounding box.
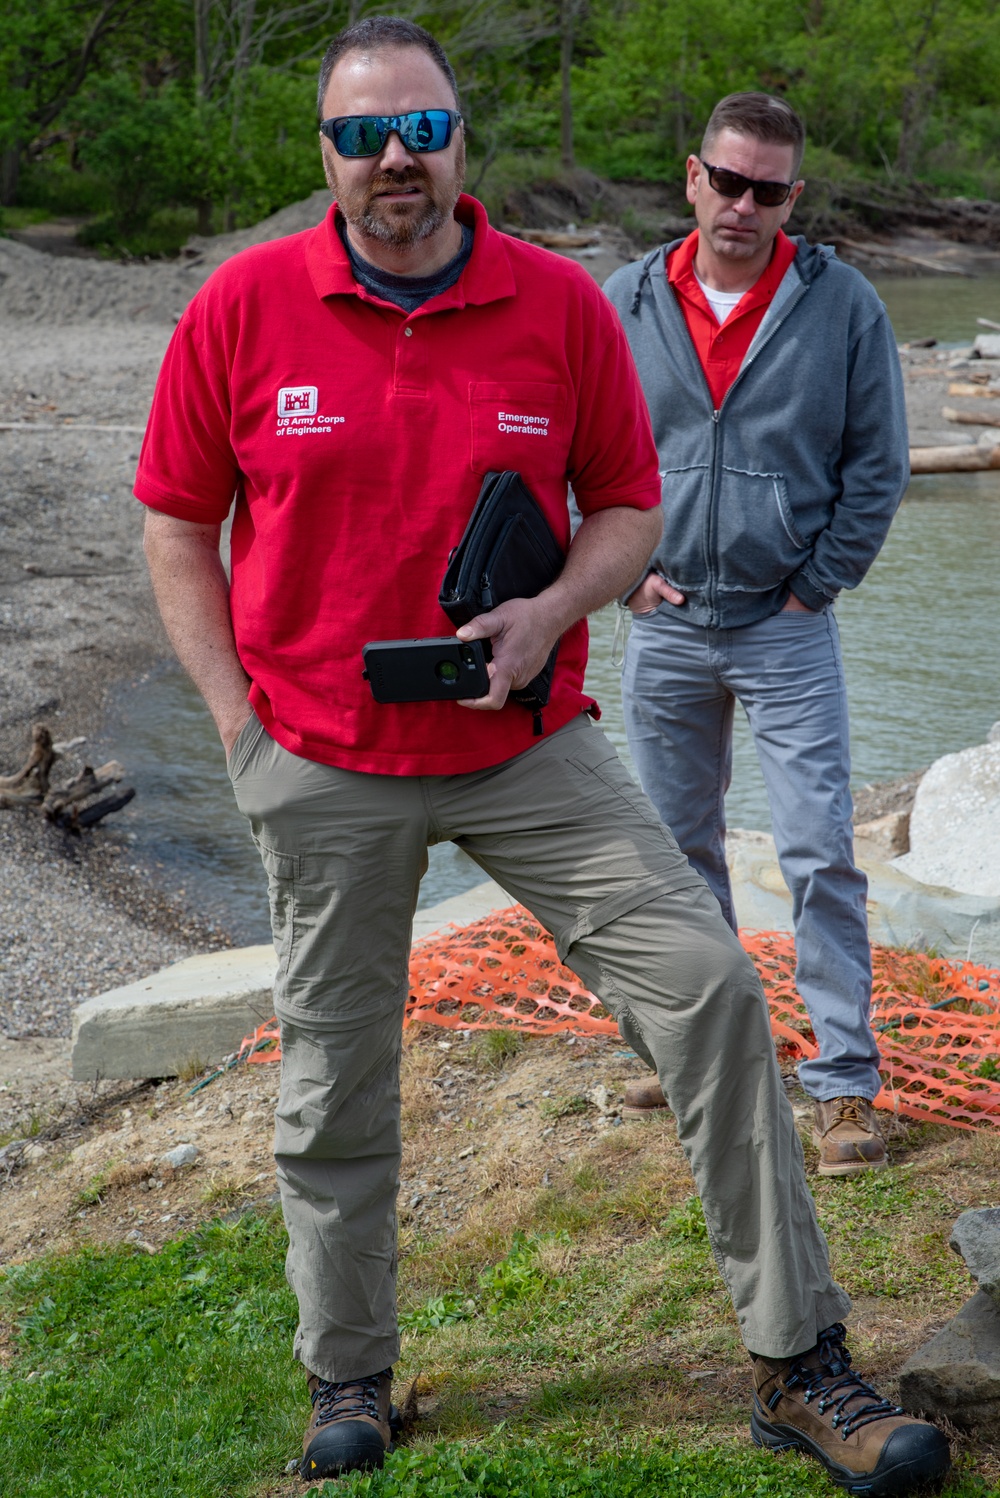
[585,475,1000,833]
[870,273,1000,345]
[99,670,487,946]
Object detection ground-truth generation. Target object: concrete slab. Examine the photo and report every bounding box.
[728,829,1000,966]
[71,945,278,1082]
[71,880,513,1081]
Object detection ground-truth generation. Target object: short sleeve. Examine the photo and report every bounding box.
[133,284,240,523]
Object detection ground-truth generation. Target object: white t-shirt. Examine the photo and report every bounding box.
[694,272,744,325]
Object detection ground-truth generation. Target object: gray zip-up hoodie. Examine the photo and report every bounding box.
[604,236,909,626]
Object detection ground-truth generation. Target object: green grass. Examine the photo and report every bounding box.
[314,1436,840,1496]
[0,1159,992,1497]
[0,1210,301,1496]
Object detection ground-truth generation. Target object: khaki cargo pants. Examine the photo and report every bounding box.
[228,710,850,1382]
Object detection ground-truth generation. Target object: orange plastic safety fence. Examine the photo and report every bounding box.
[235,906,1000,1131]
[746,929,1000,1131]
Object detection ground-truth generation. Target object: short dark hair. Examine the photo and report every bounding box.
[317,16,459,118]
[701,92,806,177]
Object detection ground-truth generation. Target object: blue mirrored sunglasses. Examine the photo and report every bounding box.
[320,110,462,158]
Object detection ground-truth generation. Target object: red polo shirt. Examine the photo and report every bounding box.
[134,195,661,776]
[667,229,798,409]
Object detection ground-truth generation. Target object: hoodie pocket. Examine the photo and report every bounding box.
[714,466,810,594]
[658,463,711,590]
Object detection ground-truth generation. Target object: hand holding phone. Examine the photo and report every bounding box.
[362,637,490,703]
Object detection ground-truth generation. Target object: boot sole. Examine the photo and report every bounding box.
[811,1131,887,1176]
[815,1155,888,1177]
[751,1409,950,1496]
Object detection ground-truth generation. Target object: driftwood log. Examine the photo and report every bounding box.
[0,724,135,832]
[942,406,1000,429]
[909,444,1000,474]
[948,382,1000,399]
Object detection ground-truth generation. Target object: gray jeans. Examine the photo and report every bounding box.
[622,605,881,1103]
[229,710,849,1383]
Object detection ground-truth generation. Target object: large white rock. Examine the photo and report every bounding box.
[893,740,1000,898]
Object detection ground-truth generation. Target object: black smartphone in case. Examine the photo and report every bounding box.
[362,637,490,703]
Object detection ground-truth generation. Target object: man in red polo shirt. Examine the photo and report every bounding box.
[605,94,909,1178]
[138,34,945,1494]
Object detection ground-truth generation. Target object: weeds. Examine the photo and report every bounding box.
[538,1093,590,1120]
[470,1030,523,1071]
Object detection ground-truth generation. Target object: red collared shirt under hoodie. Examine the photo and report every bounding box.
[134,195,661,776]
[667,228,798,410]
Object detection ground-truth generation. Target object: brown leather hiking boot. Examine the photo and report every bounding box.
[300,1368,400,1481]
[751,1323,950,1496]
[812,1096,887,1176]
[622,1077,670,1118]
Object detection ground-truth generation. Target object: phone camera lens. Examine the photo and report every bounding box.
[435,659,460,684]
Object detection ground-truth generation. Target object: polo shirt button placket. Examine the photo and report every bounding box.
[404,326,413,337]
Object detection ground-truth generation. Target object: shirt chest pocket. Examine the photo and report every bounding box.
[470,381,569,481]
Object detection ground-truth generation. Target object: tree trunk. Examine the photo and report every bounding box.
[194,0,212,101]
[1,144,22,208]
[560,0,575,170]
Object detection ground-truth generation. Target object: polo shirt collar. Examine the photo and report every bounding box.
[668,227,796,314]
[304,193,515,310]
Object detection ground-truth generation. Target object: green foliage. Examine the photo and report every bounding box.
[478,1232,558,1314]
[9,0,1000,245]
[400,1291,476,1334]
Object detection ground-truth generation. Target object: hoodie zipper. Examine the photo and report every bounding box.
[702,277,812,626]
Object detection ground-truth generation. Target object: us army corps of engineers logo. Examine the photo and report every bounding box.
[276,385,345,438]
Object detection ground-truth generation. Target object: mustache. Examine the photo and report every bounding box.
[366,167,431,196]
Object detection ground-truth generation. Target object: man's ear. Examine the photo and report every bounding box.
[685,154,702,207]
[781,178,806,224]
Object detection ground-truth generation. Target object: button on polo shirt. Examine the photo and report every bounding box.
[134,195,661,777]
[668,229,798,410]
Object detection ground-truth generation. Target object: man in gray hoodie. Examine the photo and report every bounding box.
[604,93,908,1176]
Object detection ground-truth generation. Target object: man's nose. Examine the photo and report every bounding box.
[732,187,757,214]
[378,130,414,171]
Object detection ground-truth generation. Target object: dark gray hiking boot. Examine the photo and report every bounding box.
[300,1367,401,1480]
[751,1323,950,1495]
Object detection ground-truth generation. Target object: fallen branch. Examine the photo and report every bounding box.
[43,760,124,818]
[942,405,1000,429]
[0,726,134,830]
[0,725,56,802]
[55,787,136,834]
[909,443,1000,473]
[948,382,1000,399]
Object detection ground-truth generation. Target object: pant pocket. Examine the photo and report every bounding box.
[226,712,265,780]
[253,836,300,980]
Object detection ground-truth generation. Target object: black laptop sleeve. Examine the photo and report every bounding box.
[439,470,566,726]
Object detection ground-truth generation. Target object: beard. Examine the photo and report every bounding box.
[324,138,466,249]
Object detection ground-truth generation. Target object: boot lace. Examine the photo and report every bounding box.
[784,1324,902,1440]
[312,1370,389,1429]
[832,1098,867,1127]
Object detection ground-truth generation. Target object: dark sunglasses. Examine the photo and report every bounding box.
[320,109,462,158]
[699,159,795,208]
